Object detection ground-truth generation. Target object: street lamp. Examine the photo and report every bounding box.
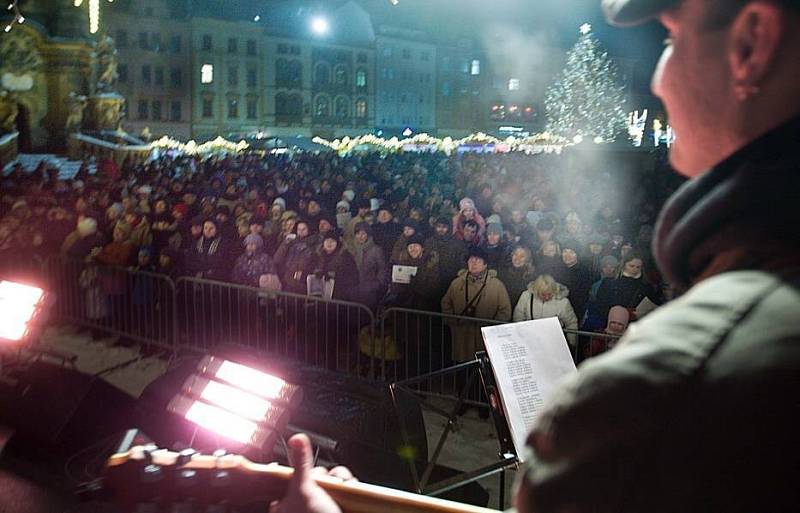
[311,17,329,36]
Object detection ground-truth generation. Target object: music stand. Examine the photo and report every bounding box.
[388,352,519,509]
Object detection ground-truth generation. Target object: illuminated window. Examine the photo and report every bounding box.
[201,64,214,84]
[508,78,520,91]
[471,59,480,75]
[355,98,367,118]
[356,69,367,88]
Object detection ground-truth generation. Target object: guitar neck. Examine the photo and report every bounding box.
[107,448,499,513]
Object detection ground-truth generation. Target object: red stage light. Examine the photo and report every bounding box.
[0,281,45,342]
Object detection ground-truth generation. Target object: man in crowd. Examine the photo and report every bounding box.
[269,1,800,512]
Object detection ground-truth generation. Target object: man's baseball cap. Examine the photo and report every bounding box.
[602,0,679,26]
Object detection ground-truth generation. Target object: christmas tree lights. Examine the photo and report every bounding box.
[545,24,628,143]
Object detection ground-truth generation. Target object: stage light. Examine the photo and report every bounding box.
[0,281,45,343]
[311,17,329,35]
[167,357,301,451]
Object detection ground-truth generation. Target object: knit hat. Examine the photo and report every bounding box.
[77,217,98,237]
[354,221,372,236]
[467,245,488,263]
[354,198,371,211]
[11,199,27,211]
[172,203,189,217]
[107,202,124,217]
[587,232,609,246]
[244,233,264,249]
[137,185,152,195]
[601,255,619,267]
[370,198,381,211]
[190,215,205,227]
[273,197,286,209]
[406,233,425,247]
[434,216,451,227]
[560,237,581,252]
[459,197,476,212]
[138,246,153,258]
[402,218,420,232]
[249,214,267,226]
[336,200,350,211]
[280,210,298,222]
[487,222,503,237]
[342,190,355,202]
[536,218,554,231]
[486,214,502,225]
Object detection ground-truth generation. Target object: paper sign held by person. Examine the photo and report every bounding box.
[482,318,577,460]
[392,265,418,284]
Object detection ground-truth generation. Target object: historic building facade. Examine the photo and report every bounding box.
[374,26,436,136]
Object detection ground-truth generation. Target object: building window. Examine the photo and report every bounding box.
[116,30,128,48]
[508,78,520,91]
[314,95,329,117]
[228,65,238,87]
[137,100,148,120]
[402,48,411,59]
[334,96,349,118]
[246,98,257,119]
[355,98,367,118]
[334,65,347,85]
[151,100,162,121]
[246,39,256,56]
[471,59,481,75]
[278,44,288,54]
[314,62,330,85]
[356,69,367,88]
[247,68,257,88]
[154,67,164,86]
[201,64,213,84]
[118,64,128,83]
[228,98,239,118]
[383,46,392,57]
[170,101,181,121]
[357,52,367,63]
[141,65,151,84]
[290,45,300,55]
[170,35,182,53]
[227,38,237,54]
[170,68,182,88]
[202,97,213,117]
[201,34,213,51]
[419,94,424,103]
[421,51,430,61]
[138,32,148,50]
[151,32,161,52]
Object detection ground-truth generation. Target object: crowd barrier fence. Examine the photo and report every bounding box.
[2,257,621,406]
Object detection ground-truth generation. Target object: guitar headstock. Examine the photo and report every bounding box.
[97,443,291,512]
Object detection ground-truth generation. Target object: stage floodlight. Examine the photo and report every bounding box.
[167,357,300,452]
[0,281,45,343]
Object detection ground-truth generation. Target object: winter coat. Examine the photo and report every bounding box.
[497,264,537,307]
[350,237,388,310]
[513,282,578,346]
[231,250,275,288]
[275,238,315,295]
[522,115,800,513]
[561,262,593,322]
[386,250,442,312]
[441,269,512,362]
[424,234,468,289]
[311,246,359,302]
[373,221,403,261]
[183,235,229,281]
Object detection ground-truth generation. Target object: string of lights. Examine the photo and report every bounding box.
[4,0,24,33]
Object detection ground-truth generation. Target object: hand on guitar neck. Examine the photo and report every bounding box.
[270,433,356,513]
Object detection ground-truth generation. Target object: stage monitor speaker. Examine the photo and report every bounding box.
[0,361,137,451]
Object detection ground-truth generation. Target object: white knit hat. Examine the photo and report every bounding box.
[77,217,98,237]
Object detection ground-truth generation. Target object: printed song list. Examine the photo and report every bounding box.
[502,341,545,427]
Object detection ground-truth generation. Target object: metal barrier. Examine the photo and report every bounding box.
[42,256,177,353]
[378,307,508,405]
[174,277,376,376]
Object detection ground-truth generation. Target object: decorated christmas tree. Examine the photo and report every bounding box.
[545,24,628,143]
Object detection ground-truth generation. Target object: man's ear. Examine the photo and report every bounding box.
[728,1,785,87]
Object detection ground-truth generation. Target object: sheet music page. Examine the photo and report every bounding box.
[482,318,577,460]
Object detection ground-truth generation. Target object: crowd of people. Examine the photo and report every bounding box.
[0,148,679,360]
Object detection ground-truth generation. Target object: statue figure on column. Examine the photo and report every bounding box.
[0,91,19,134]
[65,92,88,133]
[95,33,118,92]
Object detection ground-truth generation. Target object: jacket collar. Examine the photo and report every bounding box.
[654,114,800,290]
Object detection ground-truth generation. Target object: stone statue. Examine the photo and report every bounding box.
[65,92,88,132]
[0,91,19,134]
[95,34,118,92]
[99,98,122,130]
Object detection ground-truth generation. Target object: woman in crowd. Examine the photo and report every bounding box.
[452,197,486,242]
[497,245,537,307]
[590,252,663,329]
[513,274,578,347]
